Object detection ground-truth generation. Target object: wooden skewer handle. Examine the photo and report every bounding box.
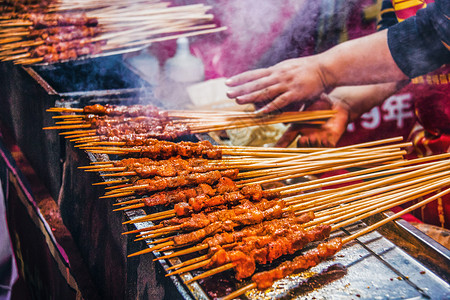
[342,185,450,244]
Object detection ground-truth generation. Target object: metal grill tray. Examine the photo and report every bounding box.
[90,150,450,300]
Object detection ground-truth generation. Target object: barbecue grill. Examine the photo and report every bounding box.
[74,138,450,300]
[0,55,156,200]
[2,55,449,299]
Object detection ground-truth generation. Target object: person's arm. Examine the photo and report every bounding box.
[329,81,408,122]
[388,0,450,78]
[226,0,449,114]
[275,81,407,148]
[226,30,407,114]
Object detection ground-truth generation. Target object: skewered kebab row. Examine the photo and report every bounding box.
[0,25,99,41]
[91,124,191,142]
[93,121,191,141]
[77,104,169,117]
[173,183,281,217]
[50,116,190,140]
[30,39,103,61]
[201,212,315,250]
[116,176,279,216]
[12,12,98,28]
[120,140,222,160]
[142,183,218,208]
[82,104,165,118]
[80,114,170,127]
[172,212,315,249]
[10,26,103,45]
[84,114,171,126]
[138,176,245,208]
[139,176,237,207]
[30,26,101,41]
[91,130,188,144]
[108,156,212,170]
[102,156,221,178]
[129,169,238,195]
[110,157,209,168]
[205,224,331,280]
[251,238,342,289]
[131,162,221,179]
[162,199,286,231]
[83,139,220,160]
[52,110,189,140]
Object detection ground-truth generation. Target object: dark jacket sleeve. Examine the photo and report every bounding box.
[377,0,398,31]
[387,0,450,78]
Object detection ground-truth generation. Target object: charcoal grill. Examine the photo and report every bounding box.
[86,147,450,300]
[0,55,157,200]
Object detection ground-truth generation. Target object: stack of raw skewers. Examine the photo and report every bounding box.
[46,103,450,299]
[0,0,226,65]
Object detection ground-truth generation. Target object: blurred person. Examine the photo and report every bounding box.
[275,0,449,150]
[0,180,18,300]
[225,0,449,114]
[226,0,450,228]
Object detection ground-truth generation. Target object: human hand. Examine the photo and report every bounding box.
[275,93,350,148]
[225,57,328,114]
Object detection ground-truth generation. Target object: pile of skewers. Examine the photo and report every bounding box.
[44,103,336,142]
[0,0,226,65]
[46,103,450,298]
[85,137,450,299]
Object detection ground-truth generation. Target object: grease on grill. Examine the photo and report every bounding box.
[198,269,237,299]
[244,264,347,300]
[278,264,347,299]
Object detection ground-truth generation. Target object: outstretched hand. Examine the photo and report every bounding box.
[225,57,329,114]
[275,93,350,148]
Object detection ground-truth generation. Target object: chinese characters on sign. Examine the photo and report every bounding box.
[347,93,414,131]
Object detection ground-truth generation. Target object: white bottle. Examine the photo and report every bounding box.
[161,37,205,108]
[164,37,205,84]
[127,47,160,86]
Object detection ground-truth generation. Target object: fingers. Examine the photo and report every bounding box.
[297,135,321,147]
[227,76,279,101]
[275,124,303,148]
[297,130,339,148]
[225,68,271,87]
[256,91,296,114]
[234,83,285,105]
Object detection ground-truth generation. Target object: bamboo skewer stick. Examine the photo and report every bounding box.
[309,178,450,230]
[284,161,449,206]
[165,254,210,271]
[184,264,235,284]
[341,187,450,242]
[272,152,450,193]
[237,153,405,187]
[287,170,450,217]
[287,159,450,211]
[156,244,209,261]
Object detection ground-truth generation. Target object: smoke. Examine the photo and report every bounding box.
[256,0,364,69]
[130,0,371,109]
